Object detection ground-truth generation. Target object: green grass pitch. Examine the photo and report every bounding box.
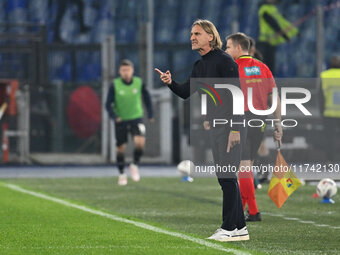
[1,177,339,254]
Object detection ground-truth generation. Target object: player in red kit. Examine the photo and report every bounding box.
[226,33,282,221]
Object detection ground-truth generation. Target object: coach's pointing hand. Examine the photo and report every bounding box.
[227,131,240,153]
[155,68,172,85]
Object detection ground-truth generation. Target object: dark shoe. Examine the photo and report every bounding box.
[245,212,262,222]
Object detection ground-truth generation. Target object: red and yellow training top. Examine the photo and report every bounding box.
[236,55,276,112]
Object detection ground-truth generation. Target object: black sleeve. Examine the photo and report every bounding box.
[168,80,190,99]
[141,83,154,119]
[263,12,290,41]
[167,62,199,100]
[105,85,117,120]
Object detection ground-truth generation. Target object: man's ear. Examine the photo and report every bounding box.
[208,34,214,42]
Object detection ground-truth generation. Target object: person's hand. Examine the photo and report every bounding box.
[227,131,240,153]
[154,68,172,85]
[115,117,122,123]
[274,125,283,147]
[149,118,155,123]
[274,125,282,140]
[203,121,210,130]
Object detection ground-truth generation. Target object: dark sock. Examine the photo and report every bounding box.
[133,148,143,165]
[117,152,125,174]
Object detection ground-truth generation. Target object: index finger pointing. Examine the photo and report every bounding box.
[154,68,163,75]
[227,140,231,153]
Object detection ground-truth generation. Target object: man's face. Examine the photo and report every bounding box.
[119,65,134,82]
[225,39,239,60]
[190,25,213,51]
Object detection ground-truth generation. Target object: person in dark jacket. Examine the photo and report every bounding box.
[155,19,249,242]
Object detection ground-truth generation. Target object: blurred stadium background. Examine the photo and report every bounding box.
[0,0,339,169]
[1,1,340,255]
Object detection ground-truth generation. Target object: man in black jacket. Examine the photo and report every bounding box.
[155,19,249,242]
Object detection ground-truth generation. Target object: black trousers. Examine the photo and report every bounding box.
[210,126,247,231]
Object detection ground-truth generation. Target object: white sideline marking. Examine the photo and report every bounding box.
[3,183,251,255]
[262,212,340,230]
[0,245,214,250]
